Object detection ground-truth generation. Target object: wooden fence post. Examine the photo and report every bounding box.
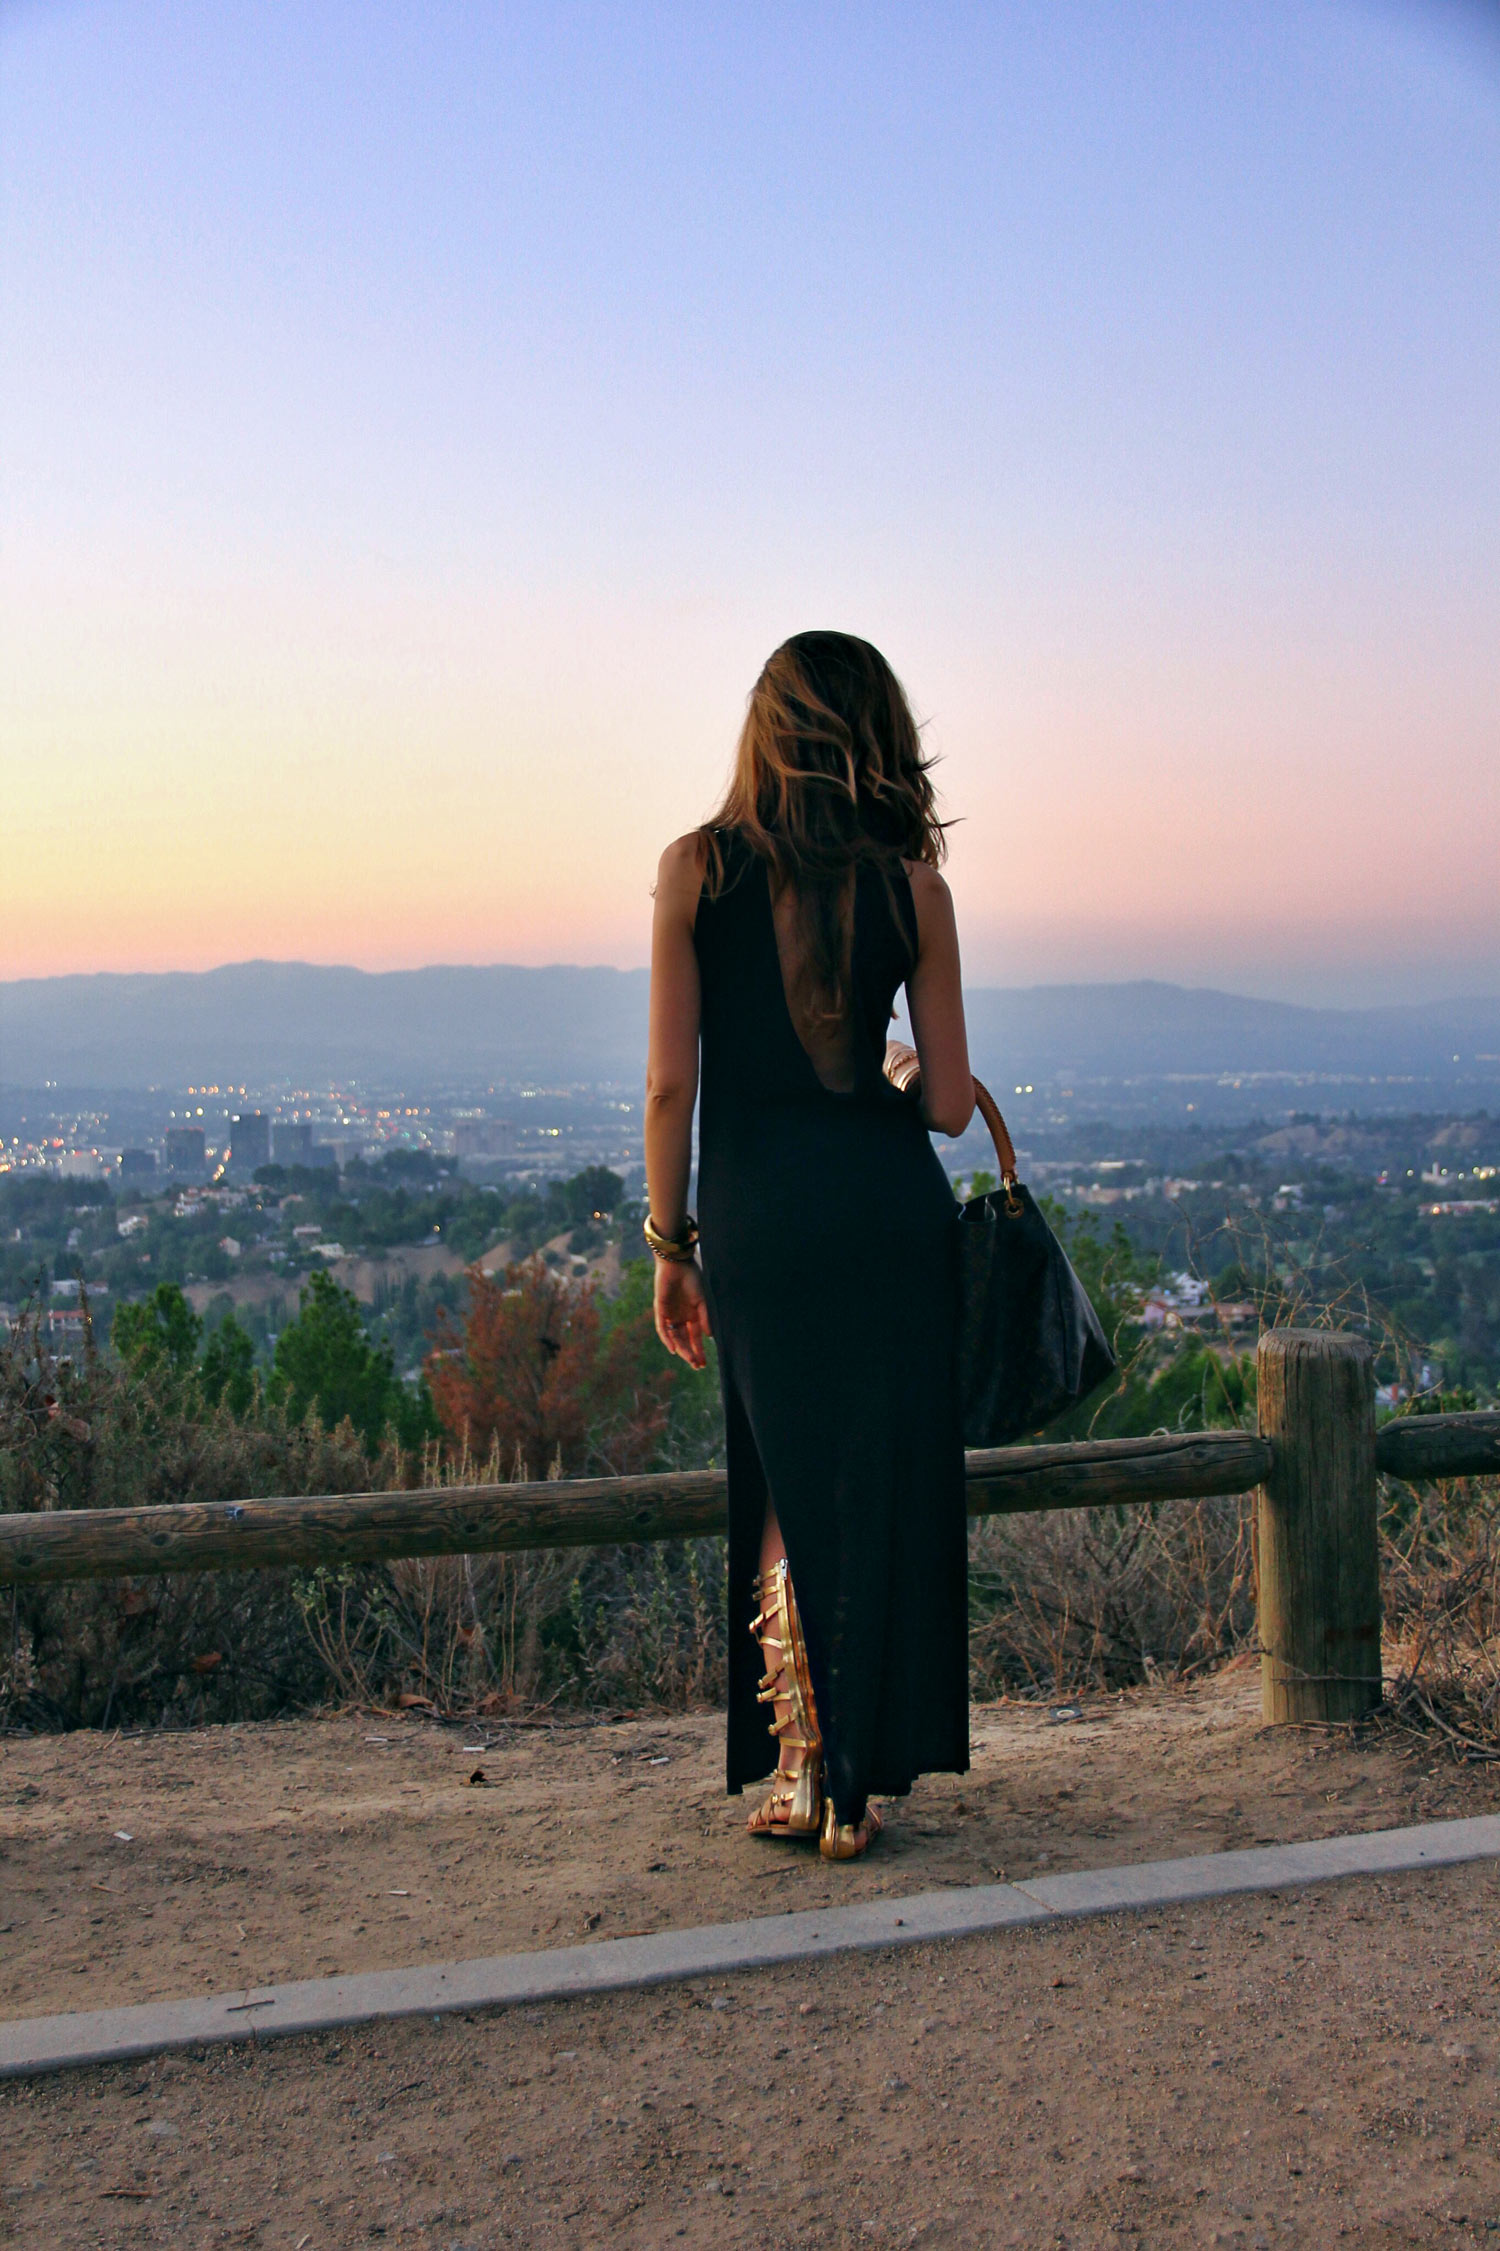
[1256,1328,1381,1724]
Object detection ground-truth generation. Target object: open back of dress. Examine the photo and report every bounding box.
[768,870,857,1095]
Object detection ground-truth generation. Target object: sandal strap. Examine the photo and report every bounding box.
[747,1559,823,1789]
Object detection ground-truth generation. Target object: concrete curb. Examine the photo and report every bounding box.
[4,1813,1498,2080]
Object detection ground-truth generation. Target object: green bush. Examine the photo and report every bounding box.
[270,1269,438,1453]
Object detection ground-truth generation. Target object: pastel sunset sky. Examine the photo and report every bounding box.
[3,1,1497,1004]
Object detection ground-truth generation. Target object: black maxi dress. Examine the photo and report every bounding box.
[694,830,970,1824]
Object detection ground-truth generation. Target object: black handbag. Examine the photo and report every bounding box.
[955,1078,1117,1446]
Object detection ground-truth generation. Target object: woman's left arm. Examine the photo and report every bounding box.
[902,863,975,1137]
[644,834,712,1369]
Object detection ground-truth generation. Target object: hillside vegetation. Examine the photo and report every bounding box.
[1,1159,1496,1746]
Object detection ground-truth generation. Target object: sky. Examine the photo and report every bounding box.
[3,0,1498,1006]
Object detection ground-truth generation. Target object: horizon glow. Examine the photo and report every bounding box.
[3,2,1498,1009]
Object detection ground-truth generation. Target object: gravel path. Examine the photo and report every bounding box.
[3,1666,1494,2022]
[3,1668,1498,2245]
[2,1861,1499,2247]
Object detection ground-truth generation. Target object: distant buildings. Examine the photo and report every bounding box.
[269,1121,337,1169]
[1137,1273,1254,1333]
[45,1277,108,1337]
[165,1126,207,1177]
[55,1149,111,1178]
[452,1119,515,1159]
[229,1111,270,1174]
[118,1148,157,1182]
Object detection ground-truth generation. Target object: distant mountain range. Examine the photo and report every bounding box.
[960,984,1500,1086]
[3,960,1500,1102]
[0,962,652,1088]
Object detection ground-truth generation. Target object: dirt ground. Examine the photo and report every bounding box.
[2,1669,1499,2247]
[1,1665,1495,2023]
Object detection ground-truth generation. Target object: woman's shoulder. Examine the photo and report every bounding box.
[900,859,956,949]
[658,829,710,879]
[654,830,710,917]
[901,859,954,916]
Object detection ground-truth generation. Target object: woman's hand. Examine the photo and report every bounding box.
[653,1257,712,1371]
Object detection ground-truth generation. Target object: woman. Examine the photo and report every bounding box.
[645,631,974,1861]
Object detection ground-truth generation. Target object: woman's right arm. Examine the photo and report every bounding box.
[902,863,975,1137]
[644,832,712,1368]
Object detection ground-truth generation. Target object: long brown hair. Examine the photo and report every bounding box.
[703,630,946,1031]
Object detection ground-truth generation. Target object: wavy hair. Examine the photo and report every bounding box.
[703,631,946,1031]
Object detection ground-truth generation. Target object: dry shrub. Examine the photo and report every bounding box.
[267,1261,726,1719]
[966,1461,1500,1724]
[288,1435,727,1716]
[0,1299,406,1728]
[425,1259,673,1478]
[0,1302,726,1728]
[566,1540,725,1709]
[1381,1473,1500,1759]
[6,1269,1492,1740]
[968,1496,1256,1698]
[289,1540,725,1717]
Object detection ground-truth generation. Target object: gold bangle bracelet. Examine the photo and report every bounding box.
[644,1213,699,1262]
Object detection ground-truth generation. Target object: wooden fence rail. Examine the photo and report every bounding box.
[2,1333,1497,1727]
[0,1428,1274,1589]
[1375,1410,1500,1484]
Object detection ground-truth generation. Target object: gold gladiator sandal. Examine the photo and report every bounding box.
[820,1797,884,1862]
[746,1557,824,1838]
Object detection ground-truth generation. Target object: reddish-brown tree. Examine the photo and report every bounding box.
[425,1258,674,1478]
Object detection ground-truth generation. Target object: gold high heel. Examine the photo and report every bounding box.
[820,1797,884,1861]
[746,1557,823,1837]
